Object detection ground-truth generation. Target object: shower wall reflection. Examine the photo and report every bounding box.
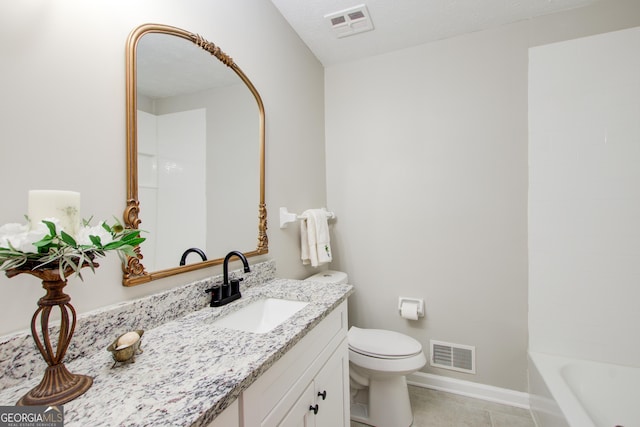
[137,107,207,271]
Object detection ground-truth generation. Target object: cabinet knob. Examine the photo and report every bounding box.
[317,390,327,400]
[309,404,319,415]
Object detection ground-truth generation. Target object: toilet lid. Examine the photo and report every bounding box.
[348,327,422,358]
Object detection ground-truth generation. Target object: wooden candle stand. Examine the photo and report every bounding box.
[7,264,95,406]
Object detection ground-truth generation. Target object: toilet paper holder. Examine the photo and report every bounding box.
[398,297,425,318]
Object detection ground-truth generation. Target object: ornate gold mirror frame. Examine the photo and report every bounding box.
[123,23,267,286]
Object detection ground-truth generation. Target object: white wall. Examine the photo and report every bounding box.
[529,26,640,367]
[325,0,640,391]
[326,22,530,392]
[0,0,326,335]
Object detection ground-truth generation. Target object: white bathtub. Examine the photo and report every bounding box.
[529,352,640,427]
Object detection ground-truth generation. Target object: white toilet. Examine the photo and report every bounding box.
[304,271,427,427]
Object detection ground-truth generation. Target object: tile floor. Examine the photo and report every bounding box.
[351,385,536,427]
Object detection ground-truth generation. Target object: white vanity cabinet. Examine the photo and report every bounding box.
[278,343,349,427]
[241,301,349,427]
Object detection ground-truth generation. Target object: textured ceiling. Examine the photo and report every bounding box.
[269,0,598,66]
[137,33,241,99]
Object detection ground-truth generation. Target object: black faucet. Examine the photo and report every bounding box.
[179,248,207,266]
[206,250,250,307]
[223,250,250,285]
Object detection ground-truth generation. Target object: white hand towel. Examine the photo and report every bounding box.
[312,209,332,265]
[300,209,332,267]
[300,210,318,266]
[300,216,310,265]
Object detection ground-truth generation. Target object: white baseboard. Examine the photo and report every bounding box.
[407,371,531,410]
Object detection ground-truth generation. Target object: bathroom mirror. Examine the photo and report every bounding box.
[123,23,267,286]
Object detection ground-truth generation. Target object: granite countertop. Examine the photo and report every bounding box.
[0,278,353,427]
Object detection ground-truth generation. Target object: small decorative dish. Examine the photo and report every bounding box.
[107,329,144,368]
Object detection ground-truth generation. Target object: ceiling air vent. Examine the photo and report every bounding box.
[324,4,374,38]
[430,340,476,374]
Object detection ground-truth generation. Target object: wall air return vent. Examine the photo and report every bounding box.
[430,340,476,374]
[324,4,374,38]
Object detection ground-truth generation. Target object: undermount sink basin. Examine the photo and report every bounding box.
[212,298,309,334]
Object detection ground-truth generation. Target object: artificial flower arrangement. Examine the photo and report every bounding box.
[0,216,144,279]
[0,190,147,406]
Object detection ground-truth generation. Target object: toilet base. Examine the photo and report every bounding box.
[350,402,369,422]
[350,375,414,427]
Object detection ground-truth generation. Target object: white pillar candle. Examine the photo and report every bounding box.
[28,190,81,237]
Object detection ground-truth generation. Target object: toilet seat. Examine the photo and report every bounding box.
[348,327,422,359]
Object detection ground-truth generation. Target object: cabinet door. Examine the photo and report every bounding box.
[278,383,316,427]
[314,340,349,427]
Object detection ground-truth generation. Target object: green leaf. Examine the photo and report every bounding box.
[60,230,77,247]
[89,235,102,247]
[33,237,54,248]
[121,231,142,242]
[126,237,146,246]
[102,240,125,250]
[41,220,57,237]
[119,244,140,258]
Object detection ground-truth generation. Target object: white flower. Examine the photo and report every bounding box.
[19,222,53,253]
[20,221,54,253]
[76,222,114,246]
[0,219,64,253]
[0,223,28,249]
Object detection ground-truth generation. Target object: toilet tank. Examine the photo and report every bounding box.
[304,270,348,285]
